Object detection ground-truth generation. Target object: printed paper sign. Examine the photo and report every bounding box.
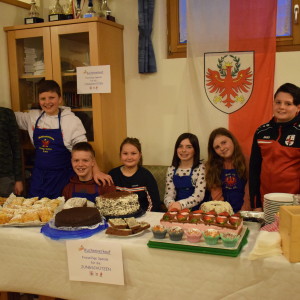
[66,239,124,285]
[77,65,111,94]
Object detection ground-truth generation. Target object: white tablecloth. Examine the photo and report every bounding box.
[0,212,300,300]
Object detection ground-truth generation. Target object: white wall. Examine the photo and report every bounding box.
[1,0,300,165]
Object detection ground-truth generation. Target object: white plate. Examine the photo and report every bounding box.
[264,193,294,202]
[106,228,150,238]
[0,221,46,227]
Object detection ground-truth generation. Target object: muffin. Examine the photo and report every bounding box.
[203,229,220,245]
[220,232,240,248]
[185,228,202,243]
[152,225,167,239]
[168,226,184,241]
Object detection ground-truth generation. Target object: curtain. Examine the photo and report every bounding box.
[138,0,157,73]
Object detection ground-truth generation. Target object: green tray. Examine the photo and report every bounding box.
[147,227,249,257]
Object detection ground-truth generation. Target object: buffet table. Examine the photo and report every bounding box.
[1,212,300,300]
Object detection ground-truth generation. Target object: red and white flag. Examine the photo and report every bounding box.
[187,0,277,158]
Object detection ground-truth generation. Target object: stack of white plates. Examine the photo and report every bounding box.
[264,193,294,224]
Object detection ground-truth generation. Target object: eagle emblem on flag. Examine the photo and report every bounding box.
[204,51,254,114]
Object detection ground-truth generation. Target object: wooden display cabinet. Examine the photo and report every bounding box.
[4,17,127,174]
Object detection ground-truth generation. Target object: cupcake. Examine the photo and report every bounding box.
[152,225,167,239]
[168,226,184,241]
[203,229,220,245]
[220,232,240,248]
[185,228,202,243]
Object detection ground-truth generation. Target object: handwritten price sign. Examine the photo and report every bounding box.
[66,239,124,285]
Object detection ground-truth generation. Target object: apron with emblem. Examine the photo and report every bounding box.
[173,168,198,210]
[221,168,245,213]
[29,110,74,198]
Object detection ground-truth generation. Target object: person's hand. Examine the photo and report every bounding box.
[168,201,182,211]
[93,171,114,186]
[14,181,23,195]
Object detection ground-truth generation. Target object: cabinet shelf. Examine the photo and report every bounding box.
[19,74,45,79]
[62,72,77,76]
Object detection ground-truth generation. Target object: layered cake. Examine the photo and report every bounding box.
[55,207,102,227]
[105,217,150,236]
[96,191,140,217]
[160,201,243,235]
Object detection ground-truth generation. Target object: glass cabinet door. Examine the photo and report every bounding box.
[51,24,94,142]
[7,27,52,111]
[18,37,44,111]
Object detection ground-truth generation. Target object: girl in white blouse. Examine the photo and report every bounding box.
[164,133,206,211]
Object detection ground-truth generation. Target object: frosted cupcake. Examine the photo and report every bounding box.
[203,229,220,245]
[185,228,202,243]
[168,226,184,241]
[152,225,167,239]
[220,232,240,248]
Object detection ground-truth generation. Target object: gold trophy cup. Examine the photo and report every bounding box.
[49,0,66,22]
[25,0,44,24]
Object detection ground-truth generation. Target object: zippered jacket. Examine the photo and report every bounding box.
[249,114,300,208]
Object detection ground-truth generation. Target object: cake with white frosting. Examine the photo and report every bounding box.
[96,191,140,217]
[200,200,234,215]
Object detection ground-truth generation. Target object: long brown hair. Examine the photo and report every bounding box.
[205,128,247,189]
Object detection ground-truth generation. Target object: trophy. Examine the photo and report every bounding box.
[24,0,44,24]
[49,0,66,22]
[65,0,74,19]
[83,0,97,18]
[75,0,82,18]
[100,0,115,22]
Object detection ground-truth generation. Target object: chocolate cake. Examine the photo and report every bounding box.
[55,207,102,228]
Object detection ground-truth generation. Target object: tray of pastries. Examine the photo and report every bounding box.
[0,194,64,226]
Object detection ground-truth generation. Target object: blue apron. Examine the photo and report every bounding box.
[72,184,100,203]
[173,168,198,211]
[221,168,246,213]
[29,110,74,199]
